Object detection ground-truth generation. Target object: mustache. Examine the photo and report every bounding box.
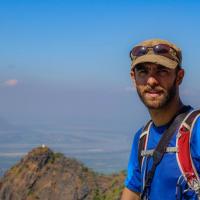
[144,86,164,93]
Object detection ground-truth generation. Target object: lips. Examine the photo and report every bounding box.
[145,90,163,98]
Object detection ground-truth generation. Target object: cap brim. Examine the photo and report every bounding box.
[132,54,178,69]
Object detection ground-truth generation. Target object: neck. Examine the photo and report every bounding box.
[148,96,183,127]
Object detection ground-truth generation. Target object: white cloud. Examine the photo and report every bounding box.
[3,79,19,87]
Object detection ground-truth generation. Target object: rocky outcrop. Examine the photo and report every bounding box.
[0,147,125,200]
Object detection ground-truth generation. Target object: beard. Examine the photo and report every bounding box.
[136,79,177,110]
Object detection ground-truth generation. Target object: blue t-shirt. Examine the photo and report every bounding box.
[125,115,200,200]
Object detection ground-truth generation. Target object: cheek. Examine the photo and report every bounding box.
[159,78,177,93]
[157,73,177,87]
[136,84,146,94]
[135,76,148,86]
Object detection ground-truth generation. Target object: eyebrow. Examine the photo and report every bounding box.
[157,65,170,70]
[134,64,147,71]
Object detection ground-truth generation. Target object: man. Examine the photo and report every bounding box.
[121,39,200,200]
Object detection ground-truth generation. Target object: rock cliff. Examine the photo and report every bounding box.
[0,147,125,200]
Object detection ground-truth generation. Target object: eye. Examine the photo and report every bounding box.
[135,65,149,76]
[157,67,170,76]
[139,69,148,74]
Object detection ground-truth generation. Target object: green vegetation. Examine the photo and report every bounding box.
[27,188,34,196]
[48,152,64,164]
[92,184,123,200]
[93,189,105,200]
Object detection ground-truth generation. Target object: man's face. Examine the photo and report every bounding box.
[130,63,184,110]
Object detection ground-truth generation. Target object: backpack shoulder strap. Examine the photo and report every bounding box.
[138,120,152,170]
[176,109,200,193]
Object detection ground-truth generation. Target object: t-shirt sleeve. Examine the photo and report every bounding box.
[124,128,142,193]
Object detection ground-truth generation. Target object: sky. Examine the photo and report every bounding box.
[1,0,200,133]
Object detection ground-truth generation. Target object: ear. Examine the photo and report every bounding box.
[130,69,136,87]
[176,68,185,85]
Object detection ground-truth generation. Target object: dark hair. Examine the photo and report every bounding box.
[176,65,182,72]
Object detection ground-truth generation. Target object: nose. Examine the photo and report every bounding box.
[146,74,159,88]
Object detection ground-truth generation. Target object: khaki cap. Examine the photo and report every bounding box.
[131,39,182,69]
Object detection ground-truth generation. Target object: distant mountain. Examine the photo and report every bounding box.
[0,146,125,200]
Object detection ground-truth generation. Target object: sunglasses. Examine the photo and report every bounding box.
[130,44,181,62]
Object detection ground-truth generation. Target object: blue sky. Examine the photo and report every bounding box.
[1,0,200,133]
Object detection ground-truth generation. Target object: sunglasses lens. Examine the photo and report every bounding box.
[131,46,147,57]
[154,44,170,54]
[130,44,179,62]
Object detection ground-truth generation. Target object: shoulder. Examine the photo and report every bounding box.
[192,111,200,128]
[134,120,152,141]
[190,111,200,139]
[128,126,146,157]
[134,127,143,142]
[188,109,200,171]
[188,108,200,136]
[130,122,151,153]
